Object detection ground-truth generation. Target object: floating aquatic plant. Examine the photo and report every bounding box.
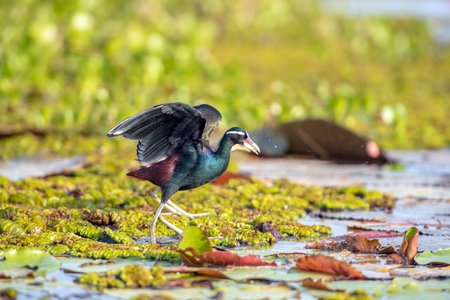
[78,264,165,290]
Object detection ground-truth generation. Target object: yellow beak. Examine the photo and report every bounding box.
[232,137,261,155]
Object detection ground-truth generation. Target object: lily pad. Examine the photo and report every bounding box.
[415,249,450,265]
[326,278,450,299]
[0,248,60,276]
[178,227,212,254]
[224,267,330,281]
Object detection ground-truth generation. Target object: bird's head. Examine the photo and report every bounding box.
[226,127,260,155]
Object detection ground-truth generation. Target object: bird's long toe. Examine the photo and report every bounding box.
[159,216,183,235]
[185,212,210,219]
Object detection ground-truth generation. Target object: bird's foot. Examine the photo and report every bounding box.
[166,200,210,219]
[184,212,211,219]
[151,191,209,220]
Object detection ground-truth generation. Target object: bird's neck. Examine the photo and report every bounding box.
[214,134,234,163]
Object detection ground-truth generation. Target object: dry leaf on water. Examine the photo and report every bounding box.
[387,227,418,265]
[306,234,381,253]
[178,226,276,267]
[344,235,381,252]
[399,227,418,263]
[296,254,365,279]
[306,240,339,251]
[386,253,408,265]
[179,247,277,267]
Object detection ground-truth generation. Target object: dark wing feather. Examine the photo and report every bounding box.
[193,104,222,146]
[107,102,220,164]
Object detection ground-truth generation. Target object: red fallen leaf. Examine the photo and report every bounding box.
[347,230,399,238]
[306,240,341,251]
[179,248,206,266]
[306,240,340,250]
[202,251,276,267]
[306,234,381,253]
[178,247,276,267]
[344,235,381,253]
[211,171,251,185]
[296,254,365,279]
[0,273,11,279]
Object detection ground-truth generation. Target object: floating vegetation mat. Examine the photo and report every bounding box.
[0,167,393,259]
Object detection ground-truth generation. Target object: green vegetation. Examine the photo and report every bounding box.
[78,264,165,290]
[0,161,392,257]
[0,0,449,150]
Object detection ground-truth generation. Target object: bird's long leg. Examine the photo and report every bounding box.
[151,189,210,219]
[149,201,165,243]
[166,199,210,219]
[151,189,182,216]
[149,186,184,243]
[149,202,184,243]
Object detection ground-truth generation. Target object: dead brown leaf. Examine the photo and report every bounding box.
[306,240,340,251]
[386,253,408,265]
[399,227,418,264]
[178,247,277,267]
[387,227,418,265]
[295,254,365,279]
[306,234,381,253]
[344,235,381,252]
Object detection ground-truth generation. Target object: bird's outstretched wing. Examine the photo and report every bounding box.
[107,102,222,164]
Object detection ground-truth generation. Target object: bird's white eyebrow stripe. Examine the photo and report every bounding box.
[227,131,245,136]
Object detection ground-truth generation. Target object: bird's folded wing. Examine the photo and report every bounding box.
[193,104,222,146]
[107,102,221,164]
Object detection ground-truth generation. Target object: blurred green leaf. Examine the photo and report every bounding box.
[178,226,212,254]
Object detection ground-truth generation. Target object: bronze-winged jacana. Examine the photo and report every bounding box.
[107,102,260,242]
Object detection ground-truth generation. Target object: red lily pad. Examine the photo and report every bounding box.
[178,247,276,267]
[306,234,382,253]
[296,254,365,279]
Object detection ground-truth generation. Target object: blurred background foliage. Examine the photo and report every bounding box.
[0,0,449,155]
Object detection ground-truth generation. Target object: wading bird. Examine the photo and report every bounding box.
[107,102,260,242]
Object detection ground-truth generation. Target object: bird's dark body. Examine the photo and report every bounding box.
[127,155,180,187]
[127,138,233,194]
